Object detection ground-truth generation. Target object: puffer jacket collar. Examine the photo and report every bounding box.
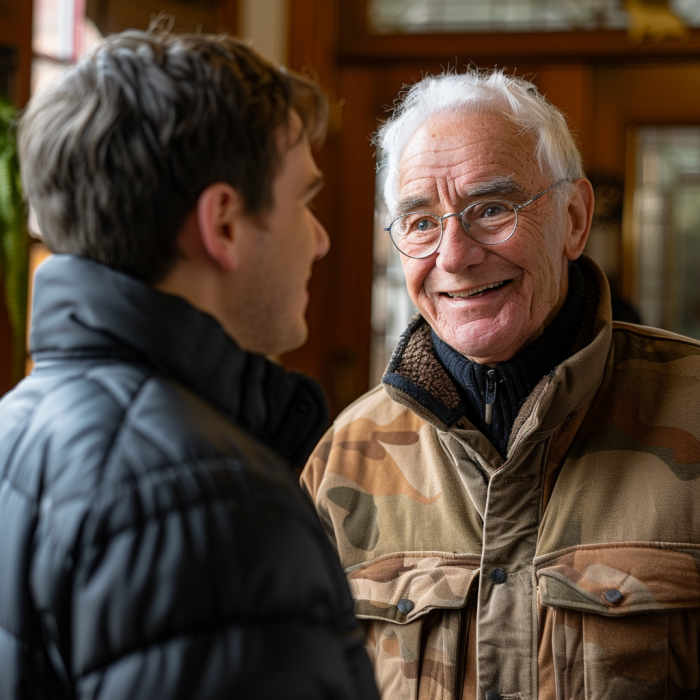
[30,254,329,466]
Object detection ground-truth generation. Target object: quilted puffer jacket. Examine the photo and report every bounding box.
[302,255,700,700]
[0,254,378,700]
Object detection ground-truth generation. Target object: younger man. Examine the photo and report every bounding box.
[0,30,378,700]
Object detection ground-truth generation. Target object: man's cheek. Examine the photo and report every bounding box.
[404,265,430,297]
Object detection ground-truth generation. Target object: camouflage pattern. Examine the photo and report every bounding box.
[537,546,700,699]
[347,554,480,698]
[301,256,700,699]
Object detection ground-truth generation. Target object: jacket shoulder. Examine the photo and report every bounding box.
[605,322,700,412]
[0,361,257,501]
[612,321,700,357]
[538,322,700,555]
[301,383,433,511]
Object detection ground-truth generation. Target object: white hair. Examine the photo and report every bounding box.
[375,69,585,213]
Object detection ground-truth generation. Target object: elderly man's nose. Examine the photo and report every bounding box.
[435,217,485,272]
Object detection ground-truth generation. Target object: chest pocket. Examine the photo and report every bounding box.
[536,545,700,700]
[346,552,479,700]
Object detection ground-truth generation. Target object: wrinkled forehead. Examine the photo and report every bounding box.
[397,110,541,198]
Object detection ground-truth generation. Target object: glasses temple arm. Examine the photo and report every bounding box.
[516,179,569,210]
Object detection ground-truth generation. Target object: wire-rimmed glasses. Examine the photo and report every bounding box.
[385,180,568,259]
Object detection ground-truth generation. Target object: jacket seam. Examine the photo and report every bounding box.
[612,324,700,348]
[75,614,340,682]
[0,371,101,500]
[94,374,151,484]
[344,550,482,574]
[0,619,32,647]
[62,459,311,551]
[534,541,700,566]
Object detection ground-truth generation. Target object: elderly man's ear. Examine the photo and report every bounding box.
[563,178,595,261]
[196,182,249,271]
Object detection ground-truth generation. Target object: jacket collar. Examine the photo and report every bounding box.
[381,255,613,441]
[30,255,329,466]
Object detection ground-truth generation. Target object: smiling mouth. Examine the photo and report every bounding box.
[443,280,511,299]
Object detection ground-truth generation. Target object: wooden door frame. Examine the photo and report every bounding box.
[338,0,700,64]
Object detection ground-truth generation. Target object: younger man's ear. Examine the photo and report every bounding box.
[564,178,595,261]
[196,182,245,271]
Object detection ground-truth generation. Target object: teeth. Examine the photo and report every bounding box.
[446,280,506,298]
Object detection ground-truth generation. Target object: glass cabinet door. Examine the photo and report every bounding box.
[627,126,700,340]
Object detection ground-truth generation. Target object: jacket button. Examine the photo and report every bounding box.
[604,588,623,605]
[397,598,414,614]
[490,568,507,584]
[486,690,502,700]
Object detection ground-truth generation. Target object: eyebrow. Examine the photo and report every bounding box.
[394,196,433,217]
[466,176,529,201]
[393,176,530,217]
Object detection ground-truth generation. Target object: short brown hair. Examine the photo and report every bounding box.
[18,31,327,283]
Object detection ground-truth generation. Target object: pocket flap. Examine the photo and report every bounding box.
[346,552,480,624]
[536,545,700,617]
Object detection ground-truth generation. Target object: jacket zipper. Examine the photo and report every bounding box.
[485,369,497,425]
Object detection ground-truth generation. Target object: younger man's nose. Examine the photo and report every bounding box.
[314,216,330,261]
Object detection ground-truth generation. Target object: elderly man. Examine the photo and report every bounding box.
[0,30,378,699]
[302,70,700,700]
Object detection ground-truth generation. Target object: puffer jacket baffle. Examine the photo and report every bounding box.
[0,254,379,700]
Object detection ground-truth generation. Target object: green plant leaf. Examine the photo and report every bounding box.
[0,149,14,235]
[0,97,29,385]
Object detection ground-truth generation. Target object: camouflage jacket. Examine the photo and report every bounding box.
[301,256,700,700]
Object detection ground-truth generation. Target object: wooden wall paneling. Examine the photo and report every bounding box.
[527,64,596,172]
[215,0,237,34]
[339,0,700,64]
[330,65,382,409]
[0,0,32,106]
[287,0,336,89]
[86,0,222,35]
[340,28,700,65]
[282,0,345,412]
[621,126,638,302]
[593,62,700,176]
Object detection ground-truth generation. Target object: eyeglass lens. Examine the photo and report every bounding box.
[390,200,517,258]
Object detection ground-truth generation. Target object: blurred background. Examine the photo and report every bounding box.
[1,0,700,417]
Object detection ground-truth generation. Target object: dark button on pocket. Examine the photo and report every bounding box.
[490,568,507,584]
[397,598,414,614]
[604,588,623,605]
[485,690,502,700]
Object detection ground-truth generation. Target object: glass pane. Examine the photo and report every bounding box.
[670,181,700,338]
[32,0,103,96]
[368,0,700,34]
[370,160,418,386]
[630,127,700,339]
